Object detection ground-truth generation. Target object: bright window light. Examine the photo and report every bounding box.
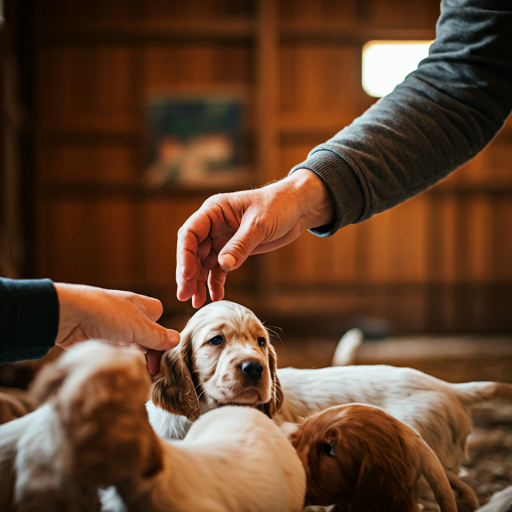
[362,40,432,98]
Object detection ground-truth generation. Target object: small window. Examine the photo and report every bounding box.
[362,41,432,98]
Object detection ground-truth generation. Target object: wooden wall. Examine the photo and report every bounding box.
[30,0,512,334]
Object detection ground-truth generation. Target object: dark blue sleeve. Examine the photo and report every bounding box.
[0,278,59,363]
[290,0,512,236]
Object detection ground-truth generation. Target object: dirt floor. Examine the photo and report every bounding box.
[462,402,512,507]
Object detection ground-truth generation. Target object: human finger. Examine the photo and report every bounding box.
[217,214,266,271]
[145,349,166,377]
[130,293,164,322]
[191,268,209,308]
[208,266,227,302]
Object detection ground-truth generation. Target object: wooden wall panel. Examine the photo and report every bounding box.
[142,0,256,21]
[492,199,512,281]
[40,144,137,186]
[37,0,140,25]
[141,199,201,287]
[368,0,440,27]
[279,44,362,122]
[429,195,457,283]
[38,47,136,132]
[279,0,358,24]
[38,200,136,287]
[144,44,253,93]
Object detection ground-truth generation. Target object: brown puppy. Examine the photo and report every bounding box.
[289,404,457,512]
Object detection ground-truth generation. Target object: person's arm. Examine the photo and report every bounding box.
[0,279,179,374]
[176,0,512,307]
[0,278,59,363]
[291,0,512,237]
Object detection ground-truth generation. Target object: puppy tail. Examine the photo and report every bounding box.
[451,381,512,406]
[332,328,363,366]
[417,435,458,512]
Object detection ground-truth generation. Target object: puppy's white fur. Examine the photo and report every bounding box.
[104,406,306,512]
[0,342,306,512]
[474,485,512,512]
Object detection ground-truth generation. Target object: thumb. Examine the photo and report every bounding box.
[218,218,264,271]
[141,328,179,377]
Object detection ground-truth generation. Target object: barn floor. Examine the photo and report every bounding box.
[275,333,512,508]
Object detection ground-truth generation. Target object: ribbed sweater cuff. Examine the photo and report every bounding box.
[289,149,364,237]
[0,278,59,363]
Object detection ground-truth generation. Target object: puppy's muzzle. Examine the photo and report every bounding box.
[240,360,264,382]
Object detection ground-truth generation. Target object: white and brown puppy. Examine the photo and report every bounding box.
[151,301,512,512]
[289,404,457,512]
[1,342,306,512]
[148,300,283,439]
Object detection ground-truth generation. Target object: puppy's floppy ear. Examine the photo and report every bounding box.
[151,340,200,422]
[30,359,68,404]
[64,365,163,485]
[260,342,283,418]
[350,445,415,512]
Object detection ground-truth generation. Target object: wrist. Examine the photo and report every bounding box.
[54,283,87,345]
[286,169,335,230]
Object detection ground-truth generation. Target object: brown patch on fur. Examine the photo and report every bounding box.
[31,347,164,486]
[62,367,163,484]
[257,342,283,418]
[30,362,69,405]
[0,391,29,424]
[151,339,200,421]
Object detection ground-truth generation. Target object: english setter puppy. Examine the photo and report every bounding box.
[0,342,305,512]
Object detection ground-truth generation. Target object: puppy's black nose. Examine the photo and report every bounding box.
[241,360,264,379]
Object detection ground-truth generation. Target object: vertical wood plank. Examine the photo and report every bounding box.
[255,0,280,297]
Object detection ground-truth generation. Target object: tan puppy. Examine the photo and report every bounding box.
[289,404,457,512]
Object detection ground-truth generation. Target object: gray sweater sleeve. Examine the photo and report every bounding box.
[290,0,512,237]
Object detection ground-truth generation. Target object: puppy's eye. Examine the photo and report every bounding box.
[322,443,335,457]
[257,337,266,347]
[208,335,224,346]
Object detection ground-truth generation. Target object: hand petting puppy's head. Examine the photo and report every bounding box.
[152,301,283,420]
[289,404,457,512]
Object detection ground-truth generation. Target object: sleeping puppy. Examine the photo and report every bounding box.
[152,300,512,511]
[148,300,283,439]
[288,404,457,512]
[24,342,305,512]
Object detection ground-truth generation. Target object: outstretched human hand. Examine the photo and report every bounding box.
[176,169,335,308]
[54,283,180,376]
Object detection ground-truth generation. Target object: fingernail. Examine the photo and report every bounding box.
[220,253,237,269]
